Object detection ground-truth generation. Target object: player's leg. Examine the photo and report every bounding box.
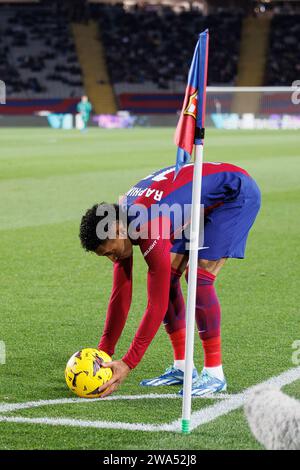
[163,253,188,372]
[179,257,228,396]
[82,116,88,131]
[195,257,226,381]
[140,253,199,386]
[180,183,261,396]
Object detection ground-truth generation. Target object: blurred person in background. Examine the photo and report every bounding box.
[77,95,92,131]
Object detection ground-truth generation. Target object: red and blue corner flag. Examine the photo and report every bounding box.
[174,29,209,177]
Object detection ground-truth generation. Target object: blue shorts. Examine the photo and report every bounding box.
[171,177,261,260]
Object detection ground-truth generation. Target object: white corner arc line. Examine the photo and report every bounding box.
[0,367,299,433]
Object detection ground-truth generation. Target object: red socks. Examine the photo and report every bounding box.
[196,268,222,367]
[202,336,222,368]
[169,328,186,360]
[165,266,222,368]
[186,267,222,367]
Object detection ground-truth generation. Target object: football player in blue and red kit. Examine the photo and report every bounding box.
[79,162,261,398]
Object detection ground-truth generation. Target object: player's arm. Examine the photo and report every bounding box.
[121,235,171,369]
[98,255,133,357]
[98,217,172,397]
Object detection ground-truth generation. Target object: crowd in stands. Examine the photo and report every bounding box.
[0,1,299,99]
[42,0,91,23]
[94,4,243,87]
[265,14,300,86]
[0,3,83,97]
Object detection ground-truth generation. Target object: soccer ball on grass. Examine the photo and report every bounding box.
[65,348,112,398]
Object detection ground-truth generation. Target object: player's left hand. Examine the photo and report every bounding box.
[98,360,131,398]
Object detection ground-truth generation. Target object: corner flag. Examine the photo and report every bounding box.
[177,30,209,434]
[174,29,209,177]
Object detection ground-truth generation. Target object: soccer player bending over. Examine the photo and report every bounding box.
[79,162,261,398]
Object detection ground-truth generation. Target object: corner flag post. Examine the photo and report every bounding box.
[174,30,209,434]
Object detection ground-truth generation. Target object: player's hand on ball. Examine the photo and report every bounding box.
[98,360,131,398]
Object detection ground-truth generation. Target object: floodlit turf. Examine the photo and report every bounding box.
[0,127,299,450]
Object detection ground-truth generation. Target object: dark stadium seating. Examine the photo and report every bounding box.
[265,14,300,86]
[92,4,243,87]
[0,3,83,97]
[0,0,298,104]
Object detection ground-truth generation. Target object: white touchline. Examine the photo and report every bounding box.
[0,367,299,433]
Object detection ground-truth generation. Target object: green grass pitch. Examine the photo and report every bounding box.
[0,127,299,450]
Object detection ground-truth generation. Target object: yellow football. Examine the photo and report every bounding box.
[65,348,112,398]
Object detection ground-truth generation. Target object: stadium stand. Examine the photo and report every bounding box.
[92,4,243,87]
[0,0,299,118]
[265,13,300,86]
[0,3,84,98]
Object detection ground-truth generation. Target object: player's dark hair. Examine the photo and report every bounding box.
[79,202,120,252]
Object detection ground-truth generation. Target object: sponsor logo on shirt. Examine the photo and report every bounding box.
[143,235,160,258]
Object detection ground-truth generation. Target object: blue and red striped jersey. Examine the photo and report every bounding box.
[123,162,251,239]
